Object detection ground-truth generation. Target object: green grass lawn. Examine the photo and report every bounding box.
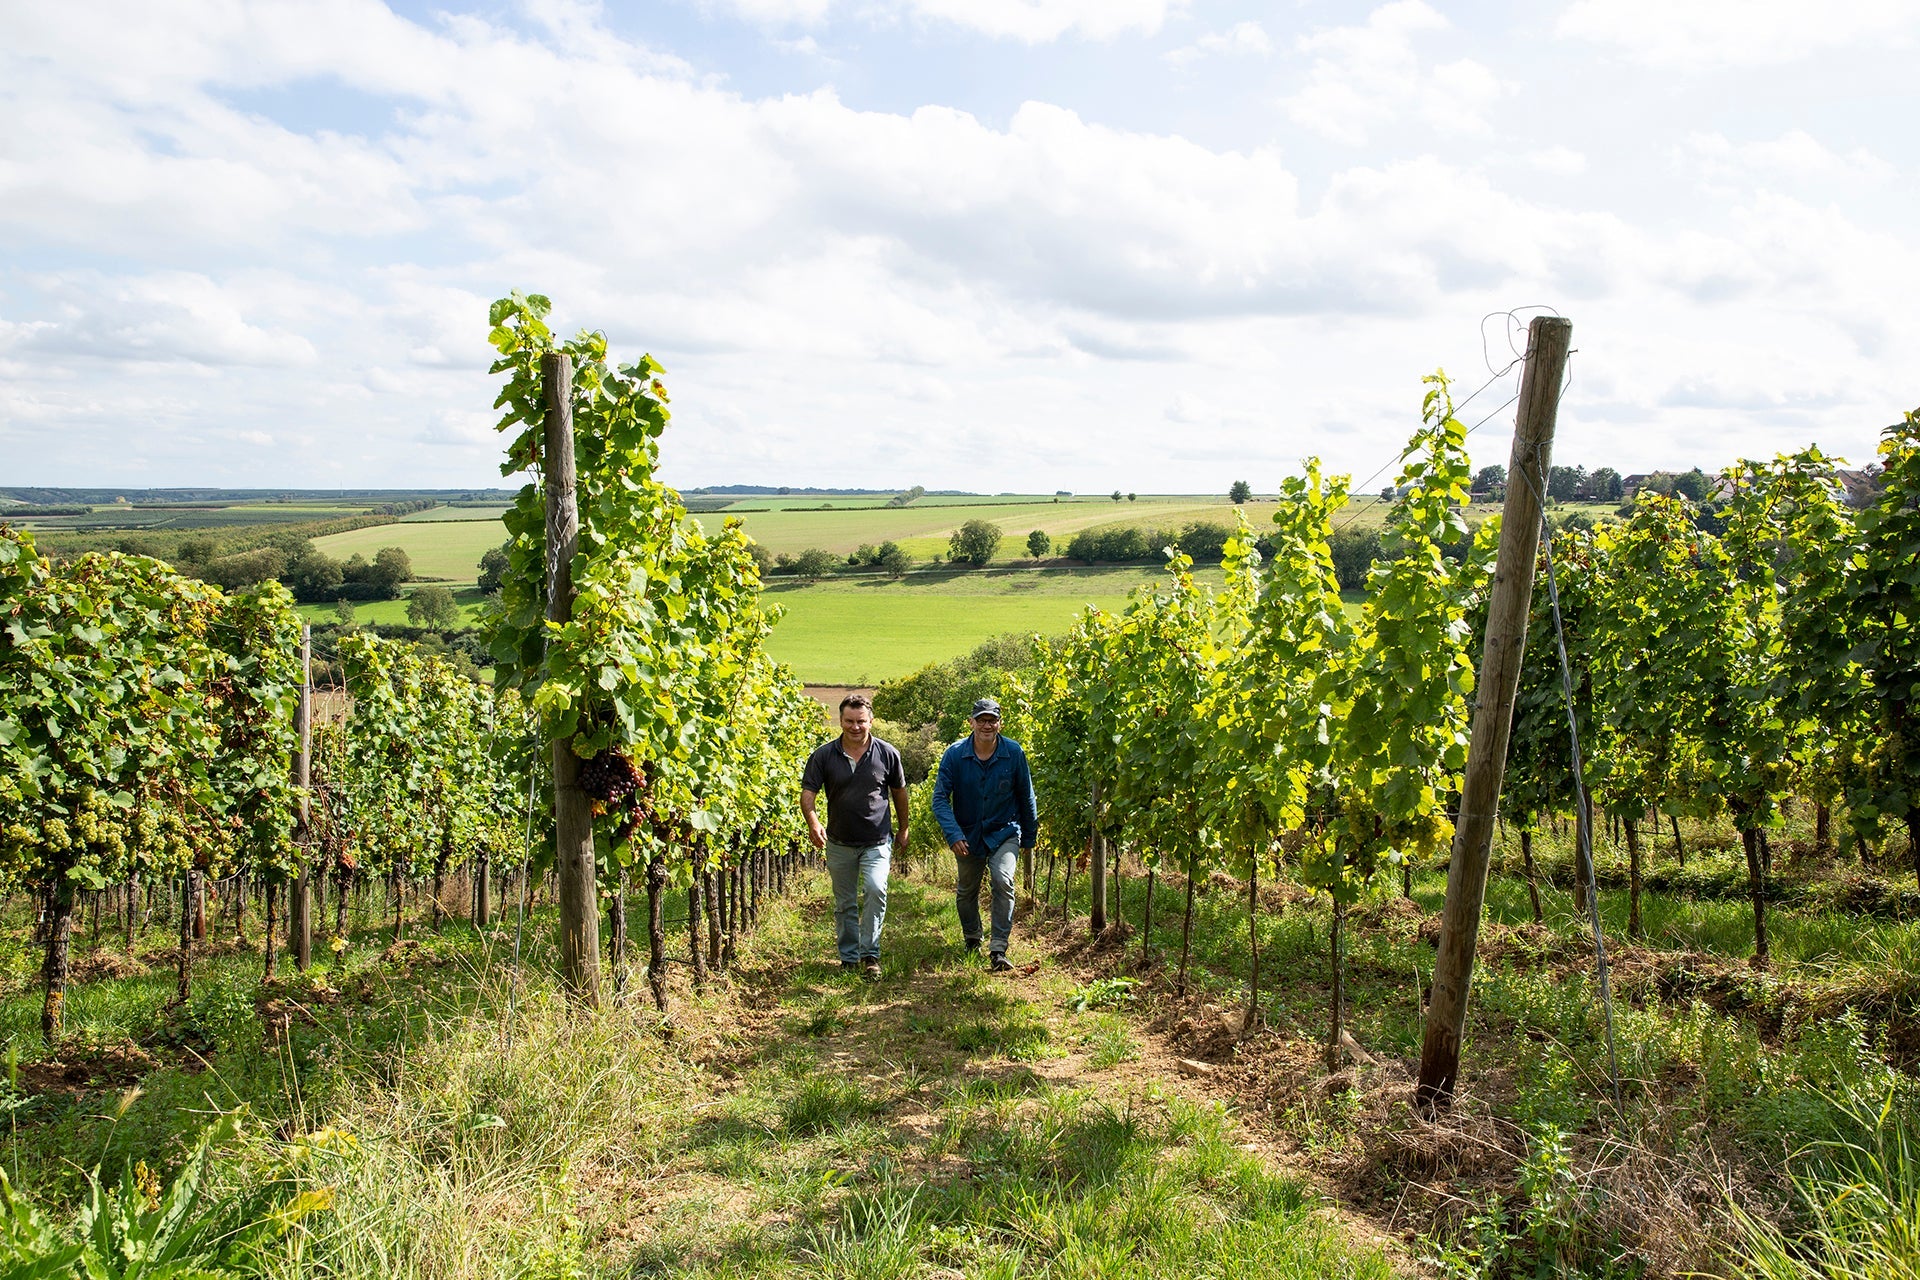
[763,566,1219,683]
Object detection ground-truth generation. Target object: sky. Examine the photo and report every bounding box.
[1,0,1915,494]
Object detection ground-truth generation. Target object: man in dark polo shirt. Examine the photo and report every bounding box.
[800,693,909,978]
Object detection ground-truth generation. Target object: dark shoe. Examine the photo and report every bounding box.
[841,960,858,972]
[862,959,882,979]
[964,939,981,955]
[990,952,1013,973]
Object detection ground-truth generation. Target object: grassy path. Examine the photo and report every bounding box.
[620,868,1405,1279]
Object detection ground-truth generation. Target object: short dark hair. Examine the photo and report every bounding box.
[838,693,872,714]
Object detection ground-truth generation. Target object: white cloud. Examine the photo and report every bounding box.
[1557,0,1920,68]
[707,0,1183,40]
[909,0,1183,41]
[0,273,319,368]
[1526,147,1588,176]
[417,408,496,446]
[1282,2,1507,145]
[1678,130,1896,190]
[0,0,1911,489]
[1165,20,1271,67]
[707,0,836,25]
[775,34,829,56]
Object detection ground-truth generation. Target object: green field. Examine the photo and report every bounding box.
[761,566,1217,683]
[712,496,1274,560]
[294,585,491,628]
[400,504,512,522]
[287,565,1290,682]
[312,521,504,581]
[9,502,383,534]
[311,494,1310,583]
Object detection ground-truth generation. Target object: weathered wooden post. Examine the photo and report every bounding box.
[291,624,313,970]
[1088,781,1107,934]
[1415,315,1571,1111]
[544,351,603,1008]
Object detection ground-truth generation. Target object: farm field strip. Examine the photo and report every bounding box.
[399,504,513,521]
[311,494,1324,582]
[311,520,506,580]
[293,586,492,628]
[762,566,1224,682]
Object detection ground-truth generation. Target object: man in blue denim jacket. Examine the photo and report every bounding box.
[931,697,1038,972]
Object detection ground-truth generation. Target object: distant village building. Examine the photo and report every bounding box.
[1835,468,1883,508]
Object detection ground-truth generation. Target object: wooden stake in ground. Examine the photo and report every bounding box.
[177,868,200,1006]
[543,351,603,1008]
[1089,782,1106,934]
[1519,828,1544,924]
[1416,314,1571,1111]
[1244,848,1261,1038]
[1624,817,1644,940]
[646,854,669,1013]
[1741,826,1771,966]
[291,623,313,970]
[1141,867,1155,965]
[1177,848,1197,996]
[1326,893,1347,1071]
[610,865,629,1000]
[687,850,708,992]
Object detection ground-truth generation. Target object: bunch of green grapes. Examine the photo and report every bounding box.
[130,800,194,870]
[71,787,130,862]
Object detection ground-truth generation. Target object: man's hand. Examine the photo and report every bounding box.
[895,826,910,852]
[950,839,970,856]
[808,821,827,851]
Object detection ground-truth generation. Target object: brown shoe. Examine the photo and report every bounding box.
[862,959,882,979]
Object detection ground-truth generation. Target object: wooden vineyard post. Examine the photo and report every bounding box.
[291,624,313,971]
[1089,781,1107,934]
[1415,314,1571,1111]
[544,351,604,1008]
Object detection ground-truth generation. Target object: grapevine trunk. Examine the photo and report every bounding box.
[647,856,668,1014]
[1520,829,1543,923]
[1741,827,1770,967]
[1624,818,1643,941]
[39,876,74,1041]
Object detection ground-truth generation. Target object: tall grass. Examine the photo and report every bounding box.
[245,983,697,1278]
[1732,1092,1920,1280]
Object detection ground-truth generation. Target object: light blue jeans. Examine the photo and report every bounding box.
[824,839,890,963]
[955,835,1018,953]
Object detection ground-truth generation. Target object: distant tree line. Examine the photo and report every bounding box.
[14,512,401,565]
[1064,520,1234,565]
[765,540,913,582]
[1471,462,1717,505]
[180,536,416,602]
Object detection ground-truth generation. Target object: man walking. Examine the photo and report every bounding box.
[932,697,1038,973]
[801,693,908,978]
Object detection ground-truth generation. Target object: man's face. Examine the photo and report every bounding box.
[970,712,1001,745]
[840,706,873,740]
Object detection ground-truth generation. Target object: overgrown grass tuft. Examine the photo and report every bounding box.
[1731,1091,1920,1280]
